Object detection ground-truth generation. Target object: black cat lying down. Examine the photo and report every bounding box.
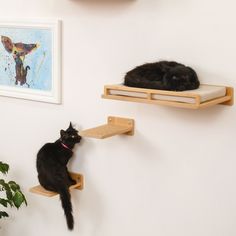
[36,123,81,230]
[124,61,200,91]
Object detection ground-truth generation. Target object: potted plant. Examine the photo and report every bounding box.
[0,161,27,219]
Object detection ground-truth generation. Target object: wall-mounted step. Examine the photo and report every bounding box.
[29,172,83,197]
[80,116,134,139]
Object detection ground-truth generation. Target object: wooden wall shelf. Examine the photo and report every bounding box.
[102,84,234,109]
[29,172,84,197]
[80,116,134,139]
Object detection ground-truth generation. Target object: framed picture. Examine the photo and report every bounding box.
[0,19,61,104]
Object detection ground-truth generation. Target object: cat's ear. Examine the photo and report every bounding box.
[69,122,73,129]
[60,129,66,137]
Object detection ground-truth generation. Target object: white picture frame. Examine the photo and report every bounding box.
[0,19,61,104]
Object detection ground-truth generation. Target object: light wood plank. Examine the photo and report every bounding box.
[102,94,199,109]
[199,96,232,109]
[29,173,84,197]
[80,116,134,139]
[102,84,233,109]
[220,87,234,106]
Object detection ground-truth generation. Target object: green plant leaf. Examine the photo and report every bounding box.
[22,193,28,206]
[0,179,10,190]
[12,191,26,209]
[0,179,7,188]
[0,198,8,207]
[0,198,12,207]
[0,179,13,200]
[0,162,9,174]
[6,188,13,201]
[8,181,20,192]
[0,211,9,219]
[0,161,27,220]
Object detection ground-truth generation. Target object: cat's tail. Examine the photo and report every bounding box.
[58,186,74,230]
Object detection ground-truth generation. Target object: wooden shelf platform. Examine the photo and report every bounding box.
[102,84,234,109]
[29,172,84,197]
[80,116,134,139]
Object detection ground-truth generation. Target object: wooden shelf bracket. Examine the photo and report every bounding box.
[80,116,135,139]
[29,172,84,197]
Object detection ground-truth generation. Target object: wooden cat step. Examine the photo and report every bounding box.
[80,116,134,139]
[29,172,84,197]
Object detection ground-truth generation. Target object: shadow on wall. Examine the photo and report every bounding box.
[69,0,136,7]
[68,0,192,9]
[74,174,105,234]
[70,0,135,2]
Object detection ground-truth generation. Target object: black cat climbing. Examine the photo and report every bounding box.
[33,123,82,230]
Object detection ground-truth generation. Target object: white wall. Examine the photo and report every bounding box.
[0,0,236,235]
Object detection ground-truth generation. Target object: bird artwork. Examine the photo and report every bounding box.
[1,35,39,87]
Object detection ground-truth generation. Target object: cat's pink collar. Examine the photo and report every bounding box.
[61,142,71,151]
